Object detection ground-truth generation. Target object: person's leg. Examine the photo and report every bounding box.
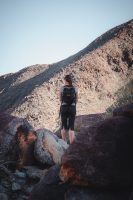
[69,129,75,144]
[61,105,68,142]
[68,106,76,144]
[61,128,67,142]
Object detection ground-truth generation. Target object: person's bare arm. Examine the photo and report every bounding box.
[59,87,62,103]
[59,92,62,103]
[76,89,78,104]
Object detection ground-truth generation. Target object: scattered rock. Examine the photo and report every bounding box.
[23,186,34,195]
[14,170,27,179]
[23,166,48,180]
[0,185,7,193]
[12,182,22,191]
[0,193,8,200]
[1,179,11,189]
[29,164,68,200]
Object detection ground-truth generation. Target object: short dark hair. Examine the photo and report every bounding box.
[64,75,72,85]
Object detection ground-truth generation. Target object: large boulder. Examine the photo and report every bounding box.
[113,103,133,118]
[34,129,69,165]
[0,112,32,162]
[65,187,130,200]
[29,164,131,200]
[60,115,133,188]
[74,113,105,132]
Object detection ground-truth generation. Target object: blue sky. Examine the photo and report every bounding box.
[0,0,133,75]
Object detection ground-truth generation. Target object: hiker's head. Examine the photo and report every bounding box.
[64,75,72,86]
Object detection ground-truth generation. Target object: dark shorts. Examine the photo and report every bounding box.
[60,105,76,130]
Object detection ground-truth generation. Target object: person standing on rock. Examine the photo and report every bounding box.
[59,74,78,144]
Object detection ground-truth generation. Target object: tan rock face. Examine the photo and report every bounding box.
[0,20,133,131]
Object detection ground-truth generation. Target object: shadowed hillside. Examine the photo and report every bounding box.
[0,19,133,131]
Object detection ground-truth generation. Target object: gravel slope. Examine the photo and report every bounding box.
[0,19,133,131]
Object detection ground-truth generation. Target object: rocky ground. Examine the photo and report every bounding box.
[0,164,47,200]
[0,104,133,200]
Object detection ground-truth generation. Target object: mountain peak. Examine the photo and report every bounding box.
[0,19,133,131]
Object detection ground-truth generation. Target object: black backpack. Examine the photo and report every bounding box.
[62,86,76,105]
